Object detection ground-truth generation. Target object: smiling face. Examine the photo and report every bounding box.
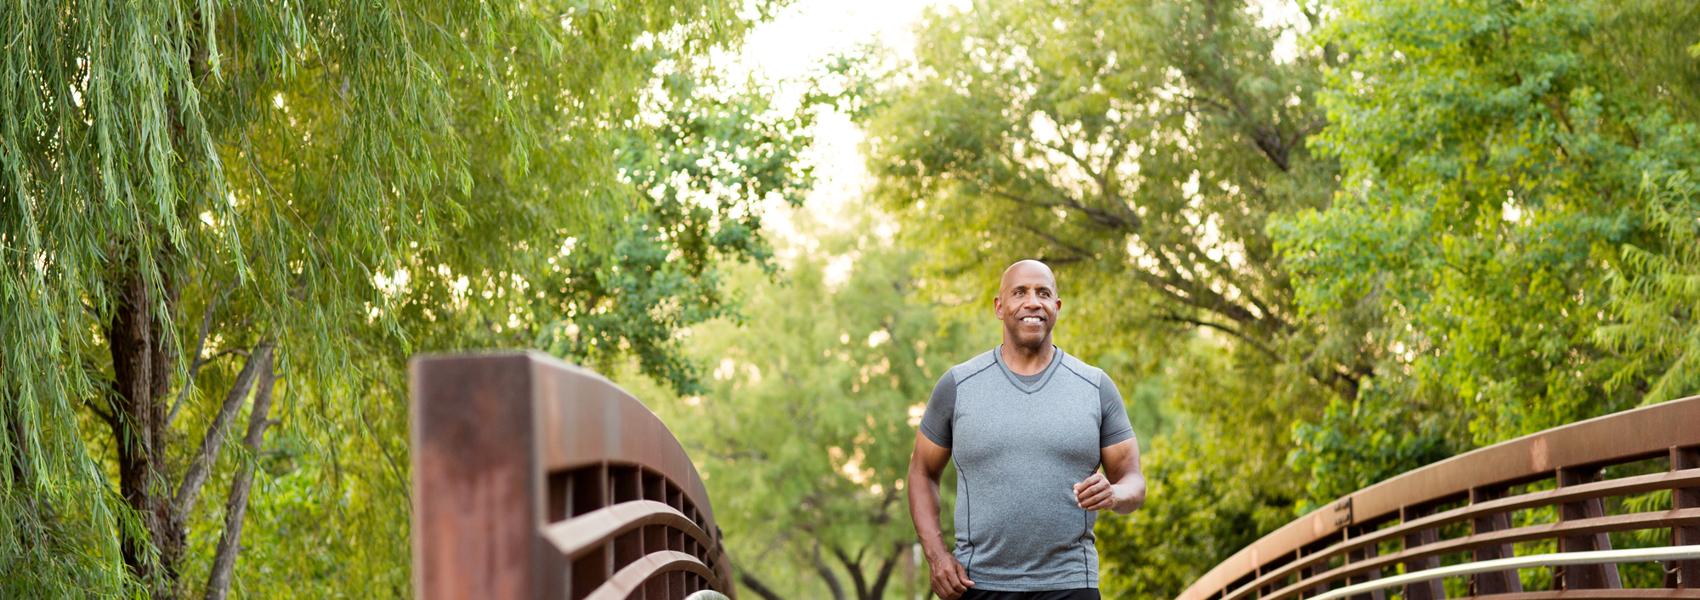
[994,260,1061,352]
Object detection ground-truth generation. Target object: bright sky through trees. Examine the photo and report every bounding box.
[724,0,967,259]
[726,0,1304,274]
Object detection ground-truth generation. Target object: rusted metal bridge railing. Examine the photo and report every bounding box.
[410,352,733,599]
[1179,395,1700,600]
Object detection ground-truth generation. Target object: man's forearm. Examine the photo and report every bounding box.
[907,469,953,560]
[1111,473,1147,514]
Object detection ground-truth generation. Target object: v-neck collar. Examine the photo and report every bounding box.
[994,344,1062,394]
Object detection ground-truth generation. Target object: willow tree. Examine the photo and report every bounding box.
[0,1,810,597]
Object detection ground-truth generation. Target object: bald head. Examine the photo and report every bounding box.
[994,259,1062,352]
[999,260,1057,296]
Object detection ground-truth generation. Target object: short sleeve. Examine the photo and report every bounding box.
[1098,371,1135,447]
[920,370,957,448]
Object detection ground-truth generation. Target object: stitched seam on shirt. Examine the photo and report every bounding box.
[1057,359,1101,389]
[1081,508,1092,588]
[961,464,974,579]
[955,359,999,387]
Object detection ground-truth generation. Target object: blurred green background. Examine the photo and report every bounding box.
[4,0,1699,597]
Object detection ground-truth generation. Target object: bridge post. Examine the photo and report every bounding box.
[410,353,734,600]
[1555,466,1621,590]
[1467,486,1521,594]
[1343,523,1385,600]
[1398,503,1444,600]
[1298,537,1336,597]
[1674,446,1700,588]
[411,354,563,599]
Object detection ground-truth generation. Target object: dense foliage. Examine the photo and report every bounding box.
[860,0,1340,594]
[8,0,1700,598]
[859,0,1700,597]
[0,1,810,597]
[623,219,988,600]
[1282,0,1700,502]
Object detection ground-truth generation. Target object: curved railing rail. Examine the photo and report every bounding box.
[411,352,733,599]
[1178,395,1700,600]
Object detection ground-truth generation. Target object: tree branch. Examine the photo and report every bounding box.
[167,347,249,426]
[1175,236,1288,332]
[360,380,411,500]
[174,342,273,518]
[1156,312,1279,360]
[987,182,1135,231]
[739,570,786,600]
[1018,224,1095,263]
[830,544,869,600]
[1297,0,1322,31]
[167,287,233,426]
[812,543,846,600]
[88,384,120,429]
[1148,243,1265,326]
[867,542,905,600]
[203,348,277,600]
[1030,135,1122,206]
[873,488,902,524]
[1172,29,1303,173]
[88,402,117,427]
[1252,125,1292,172]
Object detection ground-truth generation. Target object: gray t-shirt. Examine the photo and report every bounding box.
[920,346,1135,591]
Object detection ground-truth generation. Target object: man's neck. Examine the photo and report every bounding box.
[1000,341,1055,376]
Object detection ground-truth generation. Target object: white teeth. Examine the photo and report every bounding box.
[1021,317,1042,323]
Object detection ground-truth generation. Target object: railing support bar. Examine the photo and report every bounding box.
[1309,545,1700,600]
[1675,446,1700,588]
[1557,466,1622,589]
[1399,503,1444,600]
[1469,486,1522,594]
[1343,526,1384,600]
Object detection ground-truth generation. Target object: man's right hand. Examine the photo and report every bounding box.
[911,430,971,599]
[926,552,974,599]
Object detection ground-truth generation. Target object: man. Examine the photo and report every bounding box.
[907,260,1146,600]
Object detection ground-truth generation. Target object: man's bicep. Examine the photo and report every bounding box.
[1100,437,1141,482]
[912,430,953,479]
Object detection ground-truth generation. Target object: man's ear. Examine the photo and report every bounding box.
[992,294,1003,319]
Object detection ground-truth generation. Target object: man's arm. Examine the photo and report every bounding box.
[908,430,974,598]
[1073,437,1146,514]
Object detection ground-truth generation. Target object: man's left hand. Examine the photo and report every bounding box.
[1073,472,1115,510]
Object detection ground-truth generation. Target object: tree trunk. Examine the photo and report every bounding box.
[176,344,272,518]
[109,269,181,595]
[812,543,847,600]
[830,544,869,600]
[833,542,906,600]
[743,544,904,600]
[204,352,277,600]
[866,543,904,600]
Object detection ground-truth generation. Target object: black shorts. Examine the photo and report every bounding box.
[959,588,1100,600]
